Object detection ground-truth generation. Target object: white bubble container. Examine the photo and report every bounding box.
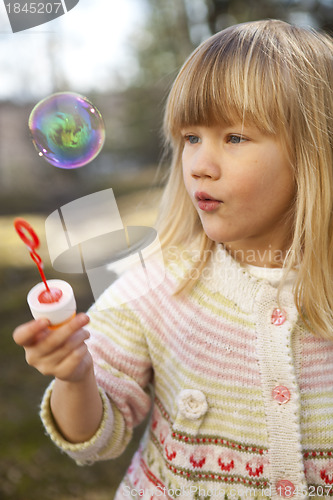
[27,279,76,327]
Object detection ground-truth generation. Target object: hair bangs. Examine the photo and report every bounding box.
[165,24,291,143]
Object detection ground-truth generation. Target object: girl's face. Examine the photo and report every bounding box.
[181,124,295,267]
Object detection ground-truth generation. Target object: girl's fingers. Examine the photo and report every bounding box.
[50,313,90,344]
[13,318,50,347]
[13,313,91,378]
[24,313,90,357]
[46,314,89,351]
[30,328,91,371]
[63,313,90,332]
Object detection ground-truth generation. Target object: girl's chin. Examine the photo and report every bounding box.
[200,224,233,244]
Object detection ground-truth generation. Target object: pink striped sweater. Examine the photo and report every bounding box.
[40,245,333,499]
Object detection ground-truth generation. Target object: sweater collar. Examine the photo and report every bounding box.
[201,244,294,314]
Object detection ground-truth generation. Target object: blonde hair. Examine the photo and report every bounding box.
[156,19,333,340]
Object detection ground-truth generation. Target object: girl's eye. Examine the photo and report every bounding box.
[185,135,200,144]
[228,134,246,144]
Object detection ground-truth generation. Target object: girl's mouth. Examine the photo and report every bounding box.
[195,191,222,212]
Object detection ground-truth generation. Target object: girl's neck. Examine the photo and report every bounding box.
[224,242,290,268]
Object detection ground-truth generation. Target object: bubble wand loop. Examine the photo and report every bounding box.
[14,218,51,293]
[13,217,76,327]
[13,218,64,304]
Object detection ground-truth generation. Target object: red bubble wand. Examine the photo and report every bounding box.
[14,218,62,304]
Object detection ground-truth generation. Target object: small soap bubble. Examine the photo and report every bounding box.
[28,92,105,169]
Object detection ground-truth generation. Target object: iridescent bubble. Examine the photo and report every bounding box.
[28,92,105,169]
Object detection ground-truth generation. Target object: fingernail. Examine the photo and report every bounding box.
[37,318,50,328]
[78,313,90,325]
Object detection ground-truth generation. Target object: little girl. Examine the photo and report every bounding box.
[13,19,333,500]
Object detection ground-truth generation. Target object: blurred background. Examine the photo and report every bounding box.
[1,0,333,498]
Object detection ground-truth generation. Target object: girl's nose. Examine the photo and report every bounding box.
[190,146,221,180]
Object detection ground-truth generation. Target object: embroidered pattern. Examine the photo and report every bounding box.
[150,397,270,490]
[246,463,264,477]
[190,455,206,468]
[218,458,235,472]
[320,470,333,485]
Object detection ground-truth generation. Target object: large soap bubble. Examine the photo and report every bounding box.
[28,92,105,169]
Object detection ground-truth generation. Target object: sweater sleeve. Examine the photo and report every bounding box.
[40,270,154,465]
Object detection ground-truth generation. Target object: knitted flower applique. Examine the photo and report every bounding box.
[177,389,208,420]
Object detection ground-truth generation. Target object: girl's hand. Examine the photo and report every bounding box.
[13,313,92,383]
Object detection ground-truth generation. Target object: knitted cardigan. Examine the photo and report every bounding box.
[40,245,333,500]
